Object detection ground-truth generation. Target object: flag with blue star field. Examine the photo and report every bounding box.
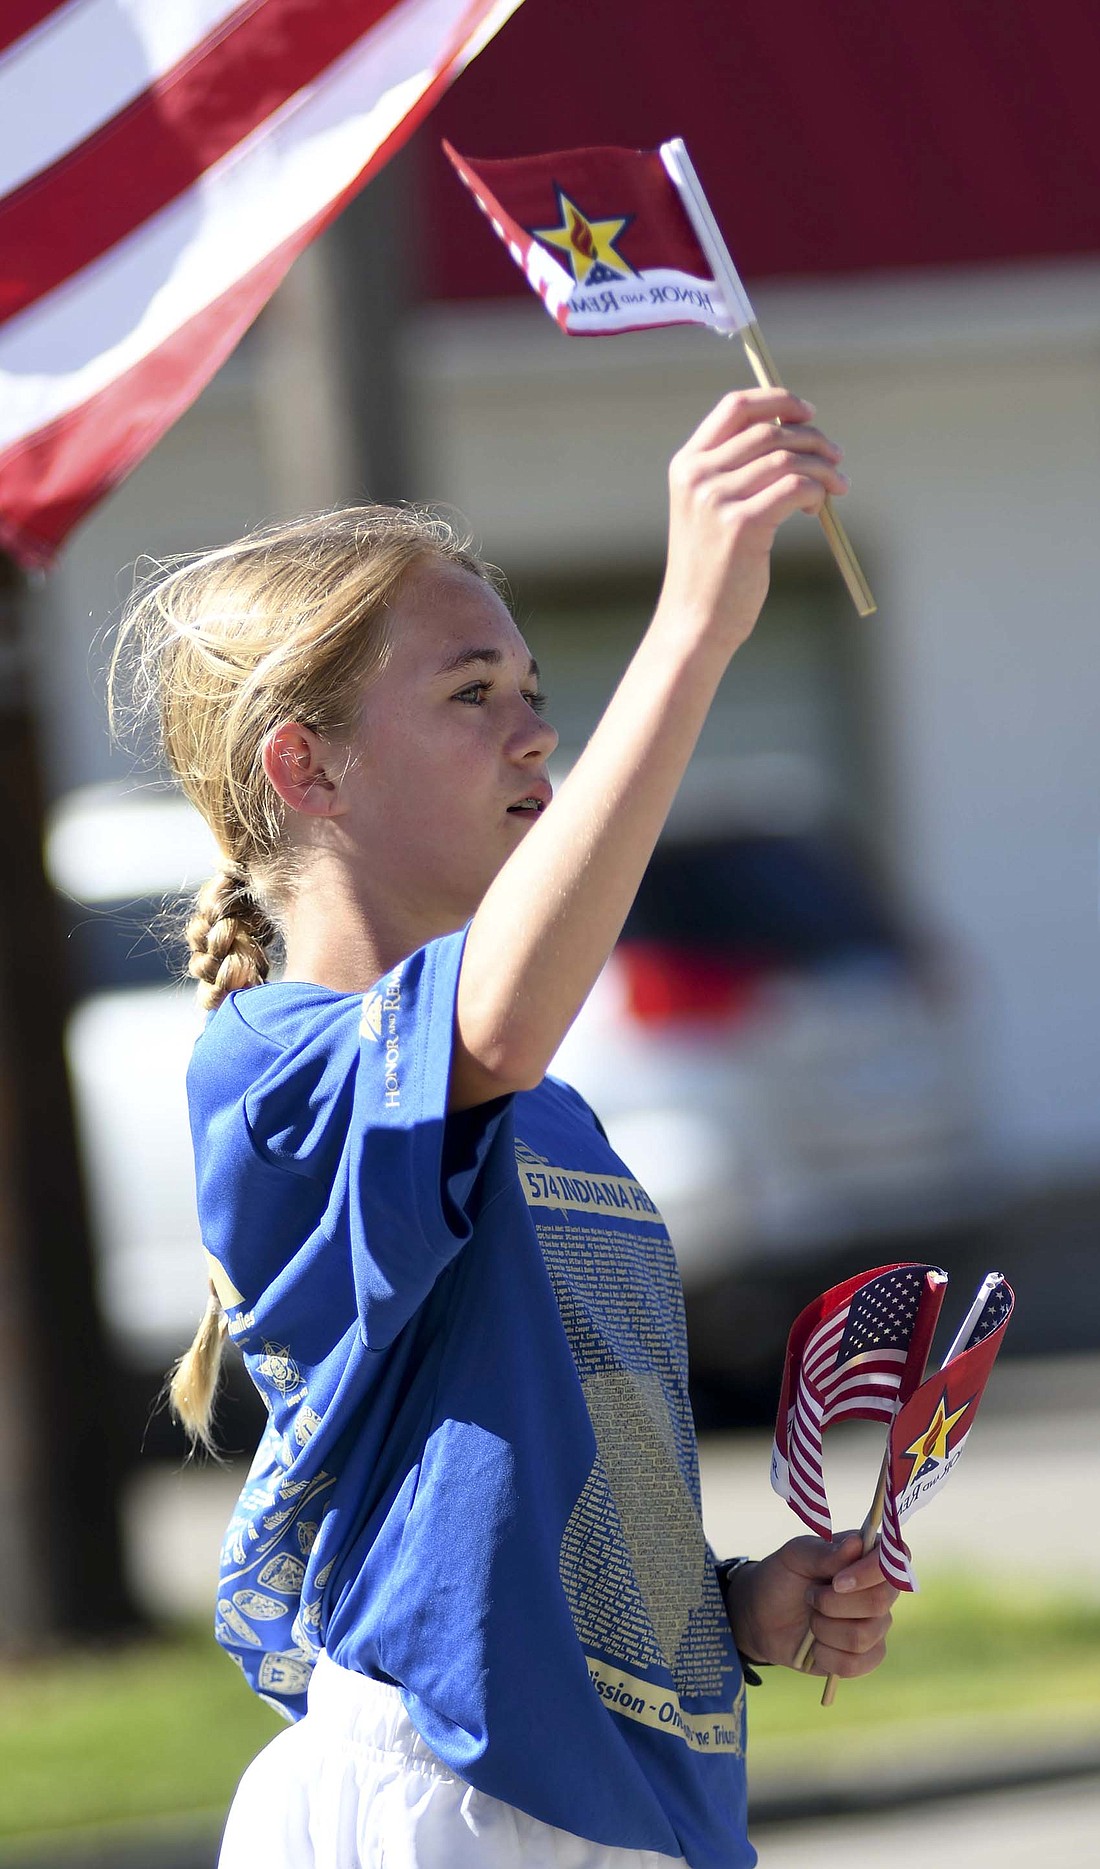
[878,1272,1015,1591]
[443,140,747,335]
[771,1262,947,1541]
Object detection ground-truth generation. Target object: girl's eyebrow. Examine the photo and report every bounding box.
[436,646,541,681]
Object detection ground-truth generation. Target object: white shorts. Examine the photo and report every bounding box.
[218,1651,688,1869]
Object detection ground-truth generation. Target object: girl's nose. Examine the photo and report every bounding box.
[529,712,559,761]
[512,700,558,762]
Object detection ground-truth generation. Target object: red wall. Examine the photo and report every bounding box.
[413,0,1100,298]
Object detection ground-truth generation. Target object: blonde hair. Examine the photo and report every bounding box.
[111,505,494,1446]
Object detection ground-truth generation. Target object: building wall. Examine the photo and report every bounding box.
[405,260,1100,1185]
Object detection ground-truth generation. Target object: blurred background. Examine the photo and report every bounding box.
[1,1,1098,1864]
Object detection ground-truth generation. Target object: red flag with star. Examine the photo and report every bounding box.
[877,1273,1015,1591]
[443,140,754,335]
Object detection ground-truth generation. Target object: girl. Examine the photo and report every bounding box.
[117,386,894,1869]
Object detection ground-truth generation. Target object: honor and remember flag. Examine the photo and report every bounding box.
[877,1272,1015,1591]
[771,1262,948,1541]
[0,0,527,569]
[445,136,877,616]
[443,140,752,337]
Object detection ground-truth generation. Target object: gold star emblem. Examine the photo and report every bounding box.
[533,188,634,287]
[904,1393,970,1467]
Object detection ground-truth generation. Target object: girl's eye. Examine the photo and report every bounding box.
[452,682,549,715]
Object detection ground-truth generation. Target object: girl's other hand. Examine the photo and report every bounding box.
[656,387,849,656]
[722,1533,897,1679]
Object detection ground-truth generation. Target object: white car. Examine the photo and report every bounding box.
[52,779,996,1405]
[550,811,995,1288]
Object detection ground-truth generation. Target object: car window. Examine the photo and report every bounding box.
[623,834,904,964]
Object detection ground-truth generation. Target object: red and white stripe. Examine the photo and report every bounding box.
[0,0,525,566]
[877,1484,916,1592]
[781,1302,910,1539]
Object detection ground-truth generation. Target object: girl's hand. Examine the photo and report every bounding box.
[723,1533,897,1679]
[656,387,848,655]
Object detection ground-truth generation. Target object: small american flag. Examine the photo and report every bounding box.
[877,1272,1014,1591]
[772,1263,947,1538]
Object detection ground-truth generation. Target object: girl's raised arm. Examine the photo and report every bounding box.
[450,386,849,1110]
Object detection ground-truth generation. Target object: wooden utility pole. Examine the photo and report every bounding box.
[0,554,138,1644]
[254,152,412,542]
[323,147,414,504]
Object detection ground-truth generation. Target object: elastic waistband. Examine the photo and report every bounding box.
[306,1652,453,1774]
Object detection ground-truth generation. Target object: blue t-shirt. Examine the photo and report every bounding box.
[188,928,753,1869]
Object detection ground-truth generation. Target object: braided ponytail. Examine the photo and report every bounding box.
[169,1280,227,1453]
[186,865,275,1012]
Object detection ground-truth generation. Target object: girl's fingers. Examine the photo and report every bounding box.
[683,387,815,452]
[713,451,849,506]
[738,469,841,526]
[805,1580,897,1621]
[832,1546,892,1594]
[810,1634,889,1679]
[809,1608,894,1655]
[704,422,843,474]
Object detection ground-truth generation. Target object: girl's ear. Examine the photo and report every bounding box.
[262,722,344,818]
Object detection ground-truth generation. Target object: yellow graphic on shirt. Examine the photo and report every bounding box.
[518,1139,744,1754]
[293,1404,323,1448]
[519,1159,664,1225]
[258,1649,314,1697]
[216,1598,262,1646]
[587,1657,745,1754]
[258,1554,305,1594]
[256,1343,306,1401]
[231,1590,285,1621]
[204,1247,245,1308]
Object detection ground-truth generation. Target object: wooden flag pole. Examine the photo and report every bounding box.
[660,141,877,619]
[738,322,877,618]
[791,1626,815,1674]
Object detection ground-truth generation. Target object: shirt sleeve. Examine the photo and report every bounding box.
[243,927,511,1350]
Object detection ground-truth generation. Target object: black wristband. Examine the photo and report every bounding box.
[715,1556,769,1686]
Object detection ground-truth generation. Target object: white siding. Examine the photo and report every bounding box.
[406,261,1100,1183]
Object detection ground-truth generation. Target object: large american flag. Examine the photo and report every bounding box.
[771,1262,947,1539]
[0,0,525,568]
